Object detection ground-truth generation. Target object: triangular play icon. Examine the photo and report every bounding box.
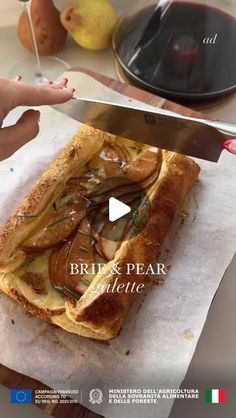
[108,197,131,222]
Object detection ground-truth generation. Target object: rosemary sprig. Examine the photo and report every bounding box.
[81,278,91,287]
[54,284,80,300]
[61,189,69,198]
[129,146,143,154]
[47,215,73,229]
[77,229,98,246]
[89,167,101,178]
[18,214,39,219]
[68,147,77,158]
[79,245,89,252]
[22,257,35,267]
[91,236,98,246]
[66,198,78,206]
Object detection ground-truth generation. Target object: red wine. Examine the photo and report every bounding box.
[113,2,236,101]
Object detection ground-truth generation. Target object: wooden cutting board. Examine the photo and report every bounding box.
[0,68,209,418]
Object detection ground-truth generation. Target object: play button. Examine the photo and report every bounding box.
[86,176,150,243]
[109,197,131,222]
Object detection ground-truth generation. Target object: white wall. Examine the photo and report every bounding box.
[0,0,68,27]
[0,0,131,28]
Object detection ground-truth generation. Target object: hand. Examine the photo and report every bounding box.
[224,140,236,155]
[0,77,75,161]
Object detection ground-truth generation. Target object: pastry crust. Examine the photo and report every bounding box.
[0,125,200,340]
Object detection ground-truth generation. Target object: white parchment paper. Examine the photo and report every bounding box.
[0,73,236,418]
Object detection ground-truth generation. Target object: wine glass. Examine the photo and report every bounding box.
[9,0,69,84]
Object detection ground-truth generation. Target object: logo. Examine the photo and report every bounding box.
[10,389,33,404]
[89,388,103,405]
[205,388,226,404]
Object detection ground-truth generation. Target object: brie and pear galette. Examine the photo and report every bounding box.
[0,125,200,340]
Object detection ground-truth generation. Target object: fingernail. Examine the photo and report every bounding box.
[55,77,68,86]
[224,139,236,154]
[14,75,23,81]
[63,87,76,93]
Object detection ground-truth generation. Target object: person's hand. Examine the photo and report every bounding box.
[224,140,236,155]
[0,77,75,161]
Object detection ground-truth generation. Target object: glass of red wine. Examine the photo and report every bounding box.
[113,0,236,102]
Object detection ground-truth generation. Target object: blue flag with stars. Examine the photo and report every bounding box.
[10,389,33,404]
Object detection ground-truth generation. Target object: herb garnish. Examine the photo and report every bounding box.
[129,146,143,154]
[66,198,77,206]
[47,215,73,228]
[18,214,39,219]
[81,278,91,287]
[79,245,88,252]
[90,167,101,178]
[54,285,80,300]
[61,189,69,198]
[68,147,77,158]
[91,236,98,246]
[77,229,98,246]
[22,257,35,267]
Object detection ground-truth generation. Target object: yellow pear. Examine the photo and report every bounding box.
[60,0,118,51]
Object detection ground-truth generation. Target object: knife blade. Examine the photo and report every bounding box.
[51,97,236,162]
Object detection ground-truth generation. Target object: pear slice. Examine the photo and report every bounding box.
[49,218,95,298]
[99,218,128,261]
[22,193,86,252]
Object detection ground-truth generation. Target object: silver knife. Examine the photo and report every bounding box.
[52,97,236,162]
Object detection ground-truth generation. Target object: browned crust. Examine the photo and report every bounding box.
[9,288,65,322]
[20,272,47,295]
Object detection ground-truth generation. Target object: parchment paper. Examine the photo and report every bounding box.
[0,73,236,418]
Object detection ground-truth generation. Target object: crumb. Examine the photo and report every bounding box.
[183,329,194,340]
[10,167,14,172]
[125,350,130,356]
[11,319,15,324]
[179,209,189,220]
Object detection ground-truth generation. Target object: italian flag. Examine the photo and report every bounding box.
[205,389,226,404]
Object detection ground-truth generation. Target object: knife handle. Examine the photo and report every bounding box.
[224,140,236,155]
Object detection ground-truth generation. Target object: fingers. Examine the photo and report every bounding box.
[0,109,40,161]
[0,77,75,111]
[224,140,236,155]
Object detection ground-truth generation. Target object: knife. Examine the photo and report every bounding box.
[51,97,236,162]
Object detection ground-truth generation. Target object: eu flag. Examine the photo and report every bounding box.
[10,389,33,404]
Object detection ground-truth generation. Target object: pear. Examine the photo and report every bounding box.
[18,0,67,56]
[60,0,118,51]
